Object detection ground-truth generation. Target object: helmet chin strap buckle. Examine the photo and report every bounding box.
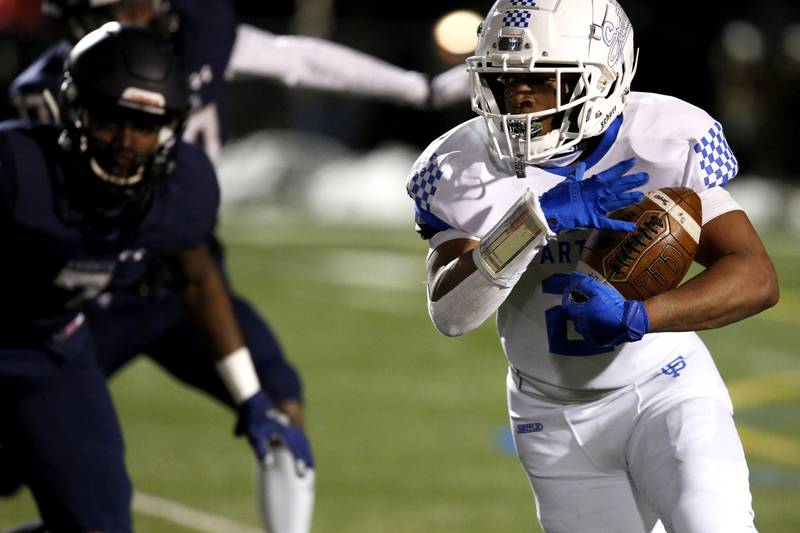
[514,155,526,179]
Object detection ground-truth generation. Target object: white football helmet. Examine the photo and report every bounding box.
[468,0,637,165]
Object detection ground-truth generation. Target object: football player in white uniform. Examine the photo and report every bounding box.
[406,1,779,532]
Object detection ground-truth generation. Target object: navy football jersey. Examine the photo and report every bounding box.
[0,121,218,331]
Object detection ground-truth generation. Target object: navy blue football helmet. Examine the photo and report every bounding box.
[58,22,188,229]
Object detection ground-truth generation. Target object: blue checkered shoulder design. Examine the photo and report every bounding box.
[503,10,532,28]
[407,153,444,213]
[693,122,738,188]
[509,0,536,6]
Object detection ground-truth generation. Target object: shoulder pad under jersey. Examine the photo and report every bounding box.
[623,93,738,193]
[9,41,71,122]
[142,141,220,252]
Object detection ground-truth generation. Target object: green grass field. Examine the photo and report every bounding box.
[2,220,799,532]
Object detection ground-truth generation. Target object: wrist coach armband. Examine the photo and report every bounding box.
[473,190,554,287]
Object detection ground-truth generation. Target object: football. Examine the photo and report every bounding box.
[577,187,702,300]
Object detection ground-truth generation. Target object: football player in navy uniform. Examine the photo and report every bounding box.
[0,23,313,533]
[8,2,321,531]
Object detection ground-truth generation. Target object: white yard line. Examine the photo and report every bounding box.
[133,491,262,533]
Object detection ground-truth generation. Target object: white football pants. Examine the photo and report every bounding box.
[507,337,757,533]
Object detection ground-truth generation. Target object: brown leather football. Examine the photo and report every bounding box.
[578,187,702,300]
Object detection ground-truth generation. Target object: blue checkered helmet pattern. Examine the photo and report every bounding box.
[694,122,738,188]
[502,10,532,28]
[406,153,444,213]
[509,0,537,5]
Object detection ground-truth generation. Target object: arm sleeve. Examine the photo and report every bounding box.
[425,194,551,336]
[226,24,429,107]
[406,150,550,335]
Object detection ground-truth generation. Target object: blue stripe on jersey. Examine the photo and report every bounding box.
[540,115,623,177]
[414,204,453,232]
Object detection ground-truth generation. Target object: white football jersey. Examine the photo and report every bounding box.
[407,92,741,397]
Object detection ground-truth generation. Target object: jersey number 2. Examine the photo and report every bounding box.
[542,274,614,356]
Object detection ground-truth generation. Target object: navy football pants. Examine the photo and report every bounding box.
[0,290,302,529]
[0,325,132,533]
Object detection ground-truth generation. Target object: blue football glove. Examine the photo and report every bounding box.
[235,391,314,473]
[540,158,648,234]
[561,272,649,347]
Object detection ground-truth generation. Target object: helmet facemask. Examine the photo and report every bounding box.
[83,106,181,186]
[471,65,601,164]
[59,96,183,228]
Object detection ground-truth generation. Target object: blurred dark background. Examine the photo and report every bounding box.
[0,0,797,180]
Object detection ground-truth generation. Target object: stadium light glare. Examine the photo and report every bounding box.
[434,10,482,56]
[782,24,800,63]
[721,21,765,64]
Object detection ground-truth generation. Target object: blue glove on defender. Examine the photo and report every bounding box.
[236,391,314,472]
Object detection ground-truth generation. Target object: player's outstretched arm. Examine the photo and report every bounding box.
[429,64,471,109]
[426,160,648,336]
[227,24,429,107]
[174,245,314,472]
[562,209,779,345]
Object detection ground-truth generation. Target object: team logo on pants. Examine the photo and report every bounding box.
[661,356,687,378]
[516,422,544,434]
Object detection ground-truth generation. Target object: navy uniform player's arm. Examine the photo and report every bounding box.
[175,244,246,357]
[644,210,778,332]
[160,142,246,355]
